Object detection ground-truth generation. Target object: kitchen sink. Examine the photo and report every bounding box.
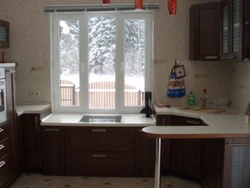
[177,106,229,114]
[80,115,122,122]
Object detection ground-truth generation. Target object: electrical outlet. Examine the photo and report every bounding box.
[240,84,246,89]
[29,91,35,96]
[35,91,40,96]
[29,91,40,96]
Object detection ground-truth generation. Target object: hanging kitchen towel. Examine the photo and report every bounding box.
[167,64,186,98]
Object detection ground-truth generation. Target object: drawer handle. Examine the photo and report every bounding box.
[45,128,59,132]
[92,154,107,158]
[205,56,218,60]
[0,128,3,133]
[0,144,4,150]
[227,142,248,146]
[186,120,201,125]
[0,161,6,168]
[221,56,236,59]
[92,129,106,133]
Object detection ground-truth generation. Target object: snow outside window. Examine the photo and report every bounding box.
[51,12,153,114]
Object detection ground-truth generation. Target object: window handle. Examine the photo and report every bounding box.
[81,62,84,72]
[120,62,124,72]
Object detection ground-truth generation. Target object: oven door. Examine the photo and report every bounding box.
[0,80,7,124]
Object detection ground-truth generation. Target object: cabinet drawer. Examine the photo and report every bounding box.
[171,116,206,126]
[0,124,7,142]
[66,152,134,177]
[0,138,9,159]
[65,127,134,152]
[0,154,10,188]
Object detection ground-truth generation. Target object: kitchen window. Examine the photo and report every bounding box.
[51,12,153,113]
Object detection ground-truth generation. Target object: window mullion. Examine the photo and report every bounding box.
[116,13,125,112]
[80,14,89,112]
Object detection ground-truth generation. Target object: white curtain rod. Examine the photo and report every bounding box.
[44,3,159,13]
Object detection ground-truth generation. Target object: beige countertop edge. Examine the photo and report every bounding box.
[40,114,156,126]
[142,130,250,139]
[16,104,51,116]
[40,123,156,127]
[0,63,16,68]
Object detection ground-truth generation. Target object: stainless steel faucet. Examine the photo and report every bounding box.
[201,96,208,108]
[201,88,208,108]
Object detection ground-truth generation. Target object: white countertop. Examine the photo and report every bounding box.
[0,63,16,68]
[142,106,250,138]
[41,114,156,127]
[16,104,51,116]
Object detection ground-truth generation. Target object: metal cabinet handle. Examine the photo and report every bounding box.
[186,120,201,125]
[92,154,107,158]
[45,128,59,132]
[0,128,3,133]
[205,56,218,60]
[0,161,6,168]
[0,144,4,150]
[226,142,248,146]
[92,129,106,133]
[34,116,39,130]
[221,56,236,59]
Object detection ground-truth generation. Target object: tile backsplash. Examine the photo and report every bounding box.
[229,62,250,110]
[0,0,237,106]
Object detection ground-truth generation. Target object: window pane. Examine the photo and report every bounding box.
[88,16,116,109]
[59,20,80,106]
[124,19,145,107]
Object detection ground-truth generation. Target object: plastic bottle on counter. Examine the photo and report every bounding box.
[187,91,196,106]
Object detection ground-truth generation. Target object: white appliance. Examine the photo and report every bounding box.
[0,68,7,124]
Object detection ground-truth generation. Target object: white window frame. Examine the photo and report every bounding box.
[51,12,154,114]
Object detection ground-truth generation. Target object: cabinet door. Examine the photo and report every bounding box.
[155,115,171,174]
[42,127,65,175]
[231,0,243,59]
[190,2,221,60]
[223,138,250,188]
[221,0,243,60]
[201,139,224,188]
[0,154,10,188]
[243,0,250,59]
[6,69,22,181]
[170,139,201,180]
[21,114,42,172]
[135,127,155,177]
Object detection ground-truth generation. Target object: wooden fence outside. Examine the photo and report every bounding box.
[60,80,143,108]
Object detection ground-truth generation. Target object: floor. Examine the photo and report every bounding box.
[10,174,202,188]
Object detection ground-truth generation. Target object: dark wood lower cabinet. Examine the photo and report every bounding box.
[64,127,135,177]
[222,138,250,188]
[134,128,155,177]
[170,139,201,180]
[66,152,134,177]
[201,139,224,188]
[0,154,10,188]
[6,68,22,182]
[21,114,42,172]
[42,127,65,175]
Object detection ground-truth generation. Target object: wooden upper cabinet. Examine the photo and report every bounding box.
[190,2,221,61]
[243,0,250,60]
[220,0,244,60]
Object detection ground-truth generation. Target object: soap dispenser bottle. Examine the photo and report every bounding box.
[188,91,196,106]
